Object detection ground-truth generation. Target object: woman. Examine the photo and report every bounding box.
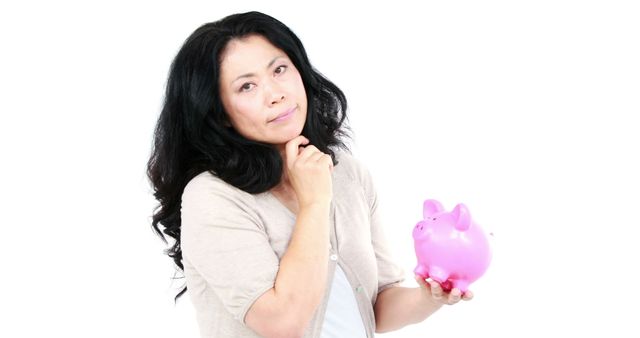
[147,11,471,338]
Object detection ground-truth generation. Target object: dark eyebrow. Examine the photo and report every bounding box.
[231,56,284,85]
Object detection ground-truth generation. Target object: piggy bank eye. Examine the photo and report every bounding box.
[432,217,437,221]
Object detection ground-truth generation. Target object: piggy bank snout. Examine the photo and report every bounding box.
[412,221,428,238]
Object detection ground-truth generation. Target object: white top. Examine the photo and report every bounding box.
[320,265,367,338]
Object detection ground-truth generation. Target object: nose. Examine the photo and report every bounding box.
[270,94,285,106]
[265,80,285,106]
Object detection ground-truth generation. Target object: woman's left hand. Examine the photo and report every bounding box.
[414,275,474,305]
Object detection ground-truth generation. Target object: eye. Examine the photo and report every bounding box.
[274,65,287,75]
[239,83,255,92]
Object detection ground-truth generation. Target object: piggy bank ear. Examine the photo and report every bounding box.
[423,199,444,218]
[452,203,471,231]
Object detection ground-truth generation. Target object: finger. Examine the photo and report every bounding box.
[285,136,309,168]
[414,275,429,289]
[429,281,443,300]
[462,289,474,301]
[316,153,334,171]
[308,150,326,163]
[297,144,321,161]
[310,153,333,173]
[448,288,462,305]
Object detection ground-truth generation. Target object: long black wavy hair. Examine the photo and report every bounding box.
[147,11,350,301]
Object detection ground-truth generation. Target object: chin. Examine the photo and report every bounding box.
[270,125,305,144]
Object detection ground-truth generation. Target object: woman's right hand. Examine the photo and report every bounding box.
[284,136,334,209]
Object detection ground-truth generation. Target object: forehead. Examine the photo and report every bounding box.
[220,35,287,79]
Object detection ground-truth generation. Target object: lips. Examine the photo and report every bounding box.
[269,106,297,123]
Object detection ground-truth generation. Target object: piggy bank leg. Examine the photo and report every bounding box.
[451,280,470,293]
[428,266,449,286]
[413,265,429,279]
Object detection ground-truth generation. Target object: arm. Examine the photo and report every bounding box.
[245,137,334,338]
[353,158,473,333]
[245,203,330,338]
[374,277,473,333]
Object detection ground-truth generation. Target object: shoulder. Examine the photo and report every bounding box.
[182,171,256,207]
[333,150,380,204]
[181,171,265,234]
[334,150,371,184]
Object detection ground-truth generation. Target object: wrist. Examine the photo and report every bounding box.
[299,200,331,213]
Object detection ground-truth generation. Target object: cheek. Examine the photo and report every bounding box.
[281,68,305,99]
[293,74,306,98]
[229,97,263,125]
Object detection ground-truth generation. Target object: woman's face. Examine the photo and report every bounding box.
[219,35,307,145]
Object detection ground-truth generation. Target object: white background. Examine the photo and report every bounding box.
[2,0,639,337]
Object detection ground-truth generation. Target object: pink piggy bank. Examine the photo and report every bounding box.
[413,199,492,293]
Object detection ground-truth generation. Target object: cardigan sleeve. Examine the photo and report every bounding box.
[180,172,279,324]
